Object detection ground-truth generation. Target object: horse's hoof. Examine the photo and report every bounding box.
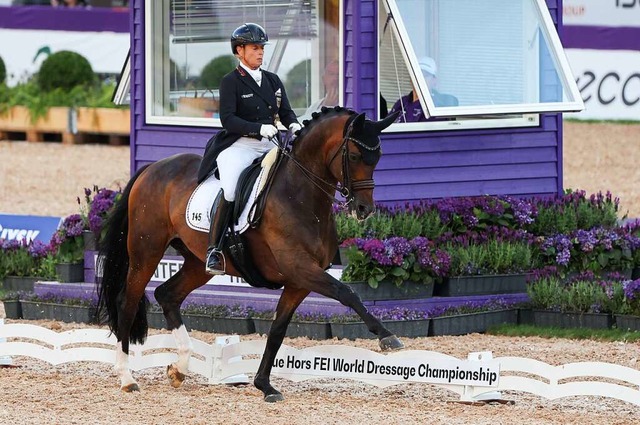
[167,364,186,388]
[379,335,404,351]
[264,392,285,403]
[121,383,140,393]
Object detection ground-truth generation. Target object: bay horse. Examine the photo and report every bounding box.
[96,106,403,402]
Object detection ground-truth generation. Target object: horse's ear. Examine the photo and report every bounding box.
[373,111,400,132]
[351,112,367,132]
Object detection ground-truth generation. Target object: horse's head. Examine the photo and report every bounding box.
[331,110,399,220]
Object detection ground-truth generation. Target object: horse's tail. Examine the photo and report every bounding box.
[96,165,151,345]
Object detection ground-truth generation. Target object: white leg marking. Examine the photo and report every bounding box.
[172,325,192,374]
[115,341,137,388]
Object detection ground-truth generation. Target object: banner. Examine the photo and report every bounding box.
[566,49,640,121]
[564,0,640,28]
[0,214,61,244]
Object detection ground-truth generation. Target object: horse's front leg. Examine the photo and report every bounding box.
[254,286,309,402]
[304,268,404,351]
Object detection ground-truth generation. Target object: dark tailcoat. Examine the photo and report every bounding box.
[197,66,299,182]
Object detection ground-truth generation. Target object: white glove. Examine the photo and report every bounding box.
[289,122,302,133]
[260,124,278,139]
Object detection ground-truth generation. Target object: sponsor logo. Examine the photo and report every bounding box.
[0,224,40,243]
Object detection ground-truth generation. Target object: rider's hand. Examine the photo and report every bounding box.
[289,123,302,133]
[260,124,278,139]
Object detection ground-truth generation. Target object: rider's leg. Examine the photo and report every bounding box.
[205,144,263,275]
[205,189,234,275]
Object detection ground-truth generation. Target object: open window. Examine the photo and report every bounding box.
[145,0,341,127]
[379,0,584,130]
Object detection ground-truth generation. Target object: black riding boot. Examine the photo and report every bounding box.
[205,190,234,275]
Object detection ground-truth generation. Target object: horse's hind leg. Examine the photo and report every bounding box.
[115,236,168,392]
[154,250,211,388]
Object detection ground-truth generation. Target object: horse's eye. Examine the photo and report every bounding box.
[348,152,361,162]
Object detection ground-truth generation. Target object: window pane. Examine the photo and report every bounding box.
[147,0,340,125]
[381,0,583,120]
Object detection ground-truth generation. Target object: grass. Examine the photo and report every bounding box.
[564,118,640,125]
[488,323,640,342]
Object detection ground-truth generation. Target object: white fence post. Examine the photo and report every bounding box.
[209,335,250,385]
[460,351,504,403]
[0,319,13,366]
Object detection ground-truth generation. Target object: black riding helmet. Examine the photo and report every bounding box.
[230,23,269,55]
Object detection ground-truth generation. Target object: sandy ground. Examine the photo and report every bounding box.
[0,121,639,218]
[1,122,639,423]
[0,318,639,425]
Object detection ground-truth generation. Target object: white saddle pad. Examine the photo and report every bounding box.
[185,147,278,234]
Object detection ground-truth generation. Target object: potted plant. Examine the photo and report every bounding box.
[20,292,97,324]
[329,307,432,340]
[340,236,450,300]
[526,271,621,329]
[436,227,534,296]
[0,239,50,292]
[537,227,639,278]
[428,299,519,336]
[181,303,255,335]
[0,291,25,319]
[77,185,122,250]
[615,278,640,331]
[50,214,86,282]
[254,310,332,340]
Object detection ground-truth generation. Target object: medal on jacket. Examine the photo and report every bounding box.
[274,88,282,125]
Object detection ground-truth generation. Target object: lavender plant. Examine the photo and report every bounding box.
[341,236,450,288]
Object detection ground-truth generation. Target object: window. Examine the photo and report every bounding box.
[379,0,583,130]
[145,0,341,127]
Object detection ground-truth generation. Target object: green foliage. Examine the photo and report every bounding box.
[0,79,121,122]
[37,50,95,92]
[526,275,622,314]
[527,190,620,235]
[0,246,38,277]
[335,213,365,241]
[0,55,6,85]
[200,55,236,89]
[444,240,532,276]
[488,324,640,341]
[55,236,84,264]
[35,254,59,280]
[285,59,311,108]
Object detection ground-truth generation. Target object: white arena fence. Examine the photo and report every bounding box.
[1,322,639,406]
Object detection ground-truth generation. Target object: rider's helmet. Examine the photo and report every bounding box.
[230,23,269,55]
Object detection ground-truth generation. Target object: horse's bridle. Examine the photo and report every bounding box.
[272,117,380,207]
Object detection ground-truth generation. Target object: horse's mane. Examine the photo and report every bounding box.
[297,106,355,140]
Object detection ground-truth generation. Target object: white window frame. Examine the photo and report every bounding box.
[144,0,343,128]
[380,0,584,131]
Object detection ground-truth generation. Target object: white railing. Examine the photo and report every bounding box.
[1,323,638,406]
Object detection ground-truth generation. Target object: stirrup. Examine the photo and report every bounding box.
[205,249,226,276]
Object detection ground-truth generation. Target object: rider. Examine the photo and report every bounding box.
[205,23,302,275]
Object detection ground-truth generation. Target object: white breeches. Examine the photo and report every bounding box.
[217,136,273,202]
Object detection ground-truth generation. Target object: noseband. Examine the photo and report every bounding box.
[329,119,380,204]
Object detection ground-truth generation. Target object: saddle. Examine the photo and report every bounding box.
[224,141,287,290]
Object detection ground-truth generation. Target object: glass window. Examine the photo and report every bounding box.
[379,0,583,129]
[146,0,341,127]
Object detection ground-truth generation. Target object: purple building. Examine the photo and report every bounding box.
[126,0,583,203]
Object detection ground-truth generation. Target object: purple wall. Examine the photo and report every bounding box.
[130,0,564,202]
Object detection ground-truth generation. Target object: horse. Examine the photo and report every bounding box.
[96,106,403,402]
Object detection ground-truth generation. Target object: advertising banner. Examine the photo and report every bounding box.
[566,49,640,121]
[0,214,61,244]
[564,0,640,27]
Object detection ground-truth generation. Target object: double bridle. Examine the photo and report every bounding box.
[272,117,380,207]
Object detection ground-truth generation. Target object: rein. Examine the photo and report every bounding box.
[270,115,379,207]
